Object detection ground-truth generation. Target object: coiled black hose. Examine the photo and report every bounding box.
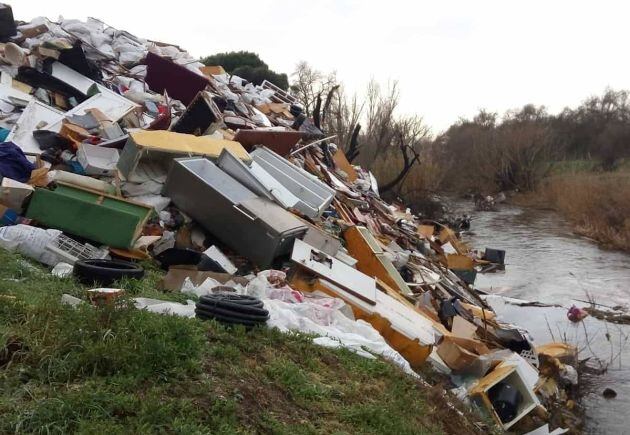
[195,294,269,327]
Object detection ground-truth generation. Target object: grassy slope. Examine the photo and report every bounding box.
[0,249,484,435]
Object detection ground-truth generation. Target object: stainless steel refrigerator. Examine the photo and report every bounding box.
[163,157,308,268]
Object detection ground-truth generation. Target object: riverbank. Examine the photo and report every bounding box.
[0,249,489,435]
[511,171,630,252]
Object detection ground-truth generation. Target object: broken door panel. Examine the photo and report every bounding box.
[7,100,64,154]
[291,239,376,305]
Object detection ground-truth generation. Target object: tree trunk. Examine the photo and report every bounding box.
[346,123,361,162]
[321,85,340,125]
[380,136,421,193]
[313,93,322,128]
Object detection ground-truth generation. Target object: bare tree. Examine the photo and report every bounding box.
[346,123,362,162]
[378,115,431,193]
[360,80,400,166]
[290,62,337,117]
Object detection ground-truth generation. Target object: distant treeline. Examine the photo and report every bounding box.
[432,89,630,193]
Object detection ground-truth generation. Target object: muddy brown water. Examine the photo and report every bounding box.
[449,200,630,434]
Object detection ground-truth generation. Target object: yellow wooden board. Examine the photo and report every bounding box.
[129,130,250,162]
[417,224,435,238]
[332,148,358,182]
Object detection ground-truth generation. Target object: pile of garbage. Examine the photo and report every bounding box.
[0,6,580,434]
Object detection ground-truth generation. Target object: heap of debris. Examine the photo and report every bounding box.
[0,5,580,434]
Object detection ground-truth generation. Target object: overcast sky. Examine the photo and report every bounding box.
[13,1,630,133]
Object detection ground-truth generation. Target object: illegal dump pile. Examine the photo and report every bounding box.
[0,6,580,434]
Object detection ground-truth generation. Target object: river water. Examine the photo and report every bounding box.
[449,200,630,434]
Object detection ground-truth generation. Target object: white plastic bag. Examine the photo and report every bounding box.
[181,277,222,297]
[52,262,73,278]
[134,297,196,318]
[0,224,63,266]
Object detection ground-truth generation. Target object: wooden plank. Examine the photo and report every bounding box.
[344,225,413,296]
[332,148,358,181]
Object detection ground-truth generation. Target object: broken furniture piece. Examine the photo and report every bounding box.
[26,182,153,248]
[468,364,539,430]
[45,233,108,265]
[170,91,222,135]
[344,225,413,297]
[117,130,250,179]
[233,129,302,156]
[217,148,300,212]
[261,80,297,104]
[290,239,436,368]
[0,177,34,212]
[145,52,209,106]
[77,143,120,176]
[7,100,64,155]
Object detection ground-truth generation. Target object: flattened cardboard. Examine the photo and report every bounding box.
[452,315,479,339]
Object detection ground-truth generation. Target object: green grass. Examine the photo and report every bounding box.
[0,248,483,434]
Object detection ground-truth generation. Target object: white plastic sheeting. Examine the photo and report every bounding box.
[245,270,418,376]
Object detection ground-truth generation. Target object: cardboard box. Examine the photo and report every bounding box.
[446,254,474,270]
[437,335,490,372]
[0,177,34,212]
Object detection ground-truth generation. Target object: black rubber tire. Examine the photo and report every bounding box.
[198,300,266,316]
[74,259,144,286]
